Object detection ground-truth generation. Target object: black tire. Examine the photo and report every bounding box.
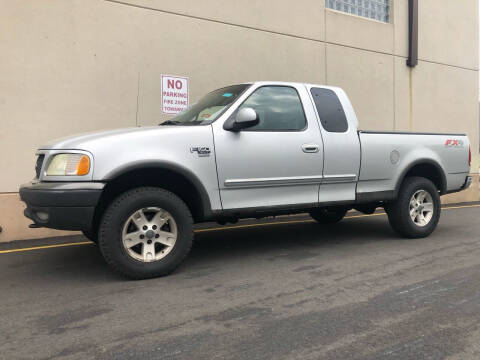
[98,187,193,279]
[310,207,348,224]
[82,229,98,244]
[385,176,441,238]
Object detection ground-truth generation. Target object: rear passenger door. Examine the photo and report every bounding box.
[308,87,361,204]
[212,84,324,210]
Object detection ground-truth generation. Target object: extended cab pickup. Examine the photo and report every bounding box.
[20,82,472,279]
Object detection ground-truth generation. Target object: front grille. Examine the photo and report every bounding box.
[35,155,45,179]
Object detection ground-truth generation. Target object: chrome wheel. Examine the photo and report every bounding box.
[409,190,434,227]
[121,207,178,263]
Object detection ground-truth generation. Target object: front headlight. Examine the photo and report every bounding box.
[46,154,90,176]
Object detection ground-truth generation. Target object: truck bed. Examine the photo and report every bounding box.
[357,130,470,196]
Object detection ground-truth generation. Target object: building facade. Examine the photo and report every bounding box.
[0,0,478,242]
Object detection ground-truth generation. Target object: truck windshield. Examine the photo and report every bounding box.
[160,84,250,126]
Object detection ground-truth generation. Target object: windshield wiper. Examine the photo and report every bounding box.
[159,120,182,126]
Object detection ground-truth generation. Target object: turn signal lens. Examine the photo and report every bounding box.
[46,153,91,176]
[76,155,90,175]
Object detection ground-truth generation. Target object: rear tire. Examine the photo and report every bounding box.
[98,187,193,279]
[385,176,440,238]
[310,207,348,224]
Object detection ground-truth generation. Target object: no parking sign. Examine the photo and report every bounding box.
[161,75,189,114]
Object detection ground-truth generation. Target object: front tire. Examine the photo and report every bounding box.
[385,176,441,238]
[310,207,348,224]
[98,187,193,279]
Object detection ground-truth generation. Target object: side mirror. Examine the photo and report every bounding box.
[223,107,259,131]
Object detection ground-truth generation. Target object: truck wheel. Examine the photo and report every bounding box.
[310,207,348,224]
[386,177,440,238]
[98,187,193,279]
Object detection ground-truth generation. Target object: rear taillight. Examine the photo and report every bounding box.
[469,146,471,167]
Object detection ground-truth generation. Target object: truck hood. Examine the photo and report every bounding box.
[39,126,196,151]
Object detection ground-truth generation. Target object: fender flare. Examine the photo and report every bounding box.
[103,160,213,219]
[394,159,447,196]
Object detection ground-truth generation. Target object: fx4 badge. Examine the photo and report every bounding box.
[190,146,211,157]
[445,139,464,147]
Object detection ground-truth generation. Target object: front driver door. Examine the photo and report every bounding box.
[212,84,324,210]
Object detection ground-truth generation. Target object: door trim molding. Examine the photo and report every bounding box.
[224,175,324,188]
[322,174,357,184]
[224,174,358,188]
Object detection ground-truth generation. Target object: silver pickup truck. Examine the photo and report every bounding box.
[20,81,472,279]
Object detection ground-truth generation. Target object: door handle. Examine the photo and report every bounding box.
[302,144,320,153]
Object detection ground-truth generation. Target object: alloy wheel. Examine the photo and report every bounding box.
[409,189,434,227]
[121,207,178,262]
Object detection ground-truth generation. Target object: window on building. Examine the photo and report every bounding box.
[326,0,390,23]
[238,86,307,131]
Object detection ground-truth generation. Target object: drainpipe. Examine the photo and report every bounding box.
[407,0,418,68]
[407,0,418,130]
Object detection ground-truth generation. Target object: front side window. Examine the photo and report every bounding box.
[326,0,390,23]
[161,84,250,126]
[238,86,307,131]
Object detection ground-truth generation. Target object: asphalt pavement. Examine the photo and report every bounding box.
[2,205,480,359]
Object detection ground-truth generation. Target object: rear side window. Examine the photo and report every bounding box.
[310,88,348,132]
[238,86,307,131]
